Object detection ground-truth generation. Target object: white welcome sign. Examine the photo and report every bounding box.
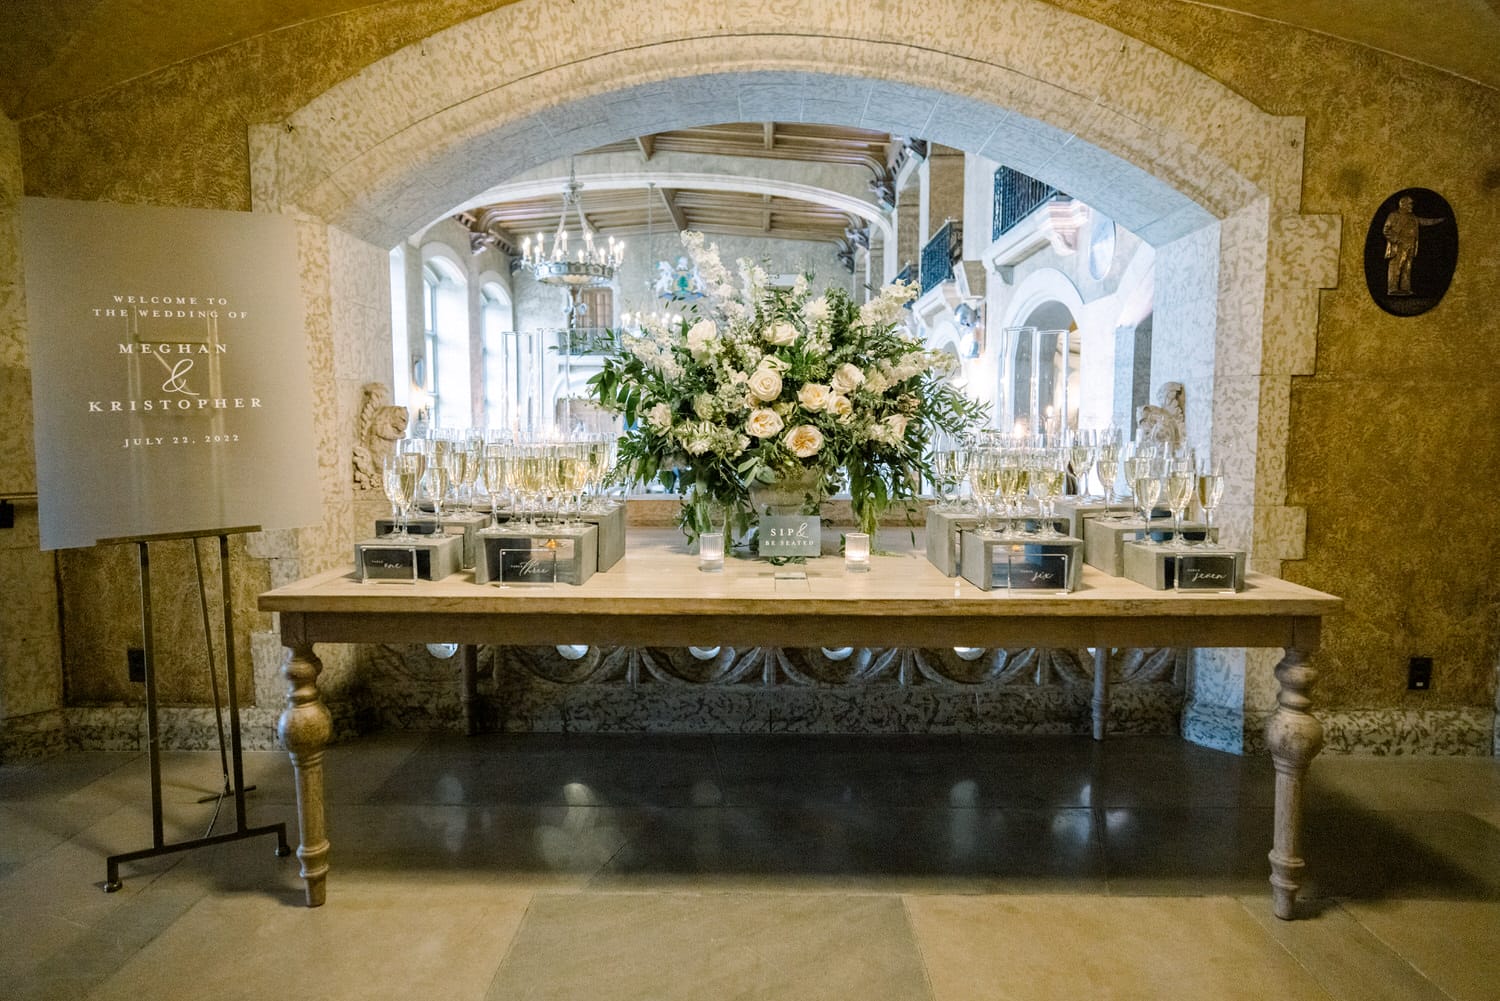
[22,198,321,549]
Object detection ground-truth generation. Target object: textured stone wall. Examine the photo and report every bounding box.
[0,113,64,750]
[1046,0,1500,717]
[3,0,1496,754]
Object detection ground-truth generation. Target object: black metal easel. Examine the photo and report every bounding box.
[103,526,290,892]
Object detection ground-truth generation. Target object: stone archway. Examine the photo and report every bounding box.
[251,0,1338,750]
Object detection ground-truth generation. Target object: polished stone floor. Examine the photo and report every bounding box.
[2,732,1498,1000]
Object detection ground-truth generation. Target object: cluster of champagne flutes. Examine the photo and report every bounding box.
[477,432,620,528]
[958,432,1073,539]
[933,427,1124,531]
[1116,441,1225,549]
[381,430,485,538]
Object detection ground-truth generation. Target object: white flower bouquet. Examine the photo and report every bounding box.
[589,232,985,544]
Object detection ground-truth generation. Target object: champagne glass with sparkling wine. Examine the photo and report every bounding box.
[1130,453,1163,542]
[1197,457,1225,549]
[1166,454,1196,549]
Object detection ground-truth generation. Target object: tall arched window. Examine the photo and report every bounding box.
[422,254,469,428]
[479,282,515,431]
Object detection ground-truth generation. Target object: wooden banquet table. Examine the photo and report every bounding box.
[259,528,1341,918]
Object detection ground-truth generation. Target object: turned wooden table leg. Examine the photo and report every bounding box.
[1265,648,1324,920]
[277,642,333,907]
[1091,646,1109,741]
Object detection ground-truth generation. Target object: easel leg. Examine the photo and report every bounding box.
[1266,648,1324,919]
[278,643,332,906]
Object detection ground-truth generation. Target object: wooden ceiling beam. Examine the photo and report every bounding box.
[658,186,687,232]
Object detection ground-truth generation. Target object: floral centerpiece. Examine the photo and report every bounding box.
[589,232,986,547]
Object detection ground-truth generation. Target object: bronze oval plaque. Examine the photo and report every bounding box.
[1364,188,1457,317]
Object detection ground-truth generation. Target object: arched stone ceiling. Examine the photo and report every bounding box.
[271,71,1223,251]
[4,0,1498,121]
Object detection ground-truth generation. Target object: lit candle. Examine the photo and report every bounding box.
[698,532,724,573]
[845,532,870,573]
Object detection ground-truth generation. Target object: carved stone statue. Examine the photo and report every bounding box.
[1135,381,1186,450]
[352,383,409,489]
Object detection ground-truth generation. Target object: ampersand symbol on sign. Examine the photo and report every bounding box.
[161,358,199,396]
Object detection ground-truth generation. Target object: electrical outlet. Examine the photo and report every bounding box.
[1407,656,1432,691]
[127,648,146,684]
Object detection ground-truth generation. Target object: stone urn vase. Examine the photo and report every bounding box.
[747,466,825,517]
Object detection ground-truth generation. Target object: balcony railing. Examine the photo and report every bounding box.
[919,220,960,295]
[993,166,1064,240]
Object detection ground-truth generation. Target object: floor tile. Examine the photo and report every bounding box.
[713,733,1096,808]
[1342,899,1500,1001]
[83,882,533,1001]
[485,891,932,1001]
[593,804,1105,893]
[2,734,1498,999]
[1241,897,1453,1001]
[369,732,722,808]
[905,894,1337,1001]
[1303,809,1500,900]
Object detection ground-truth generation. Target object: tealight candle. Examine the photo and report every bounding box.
[844,532,870,573]
[698,532,724,573]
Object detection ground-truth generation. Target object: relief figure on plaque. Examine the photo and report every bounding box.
[1382,195,1445,297]
[352,383,409,489]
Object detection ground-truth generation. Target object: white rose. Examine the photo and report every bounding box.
[686,319,718,358]
[797,382,833,412]
[883,414,909,440]
[746,408,785,439]
[830,363,865,395]
[692,393,715,420]
[864,369,891,395]
[829,394,853,422]
[784,424,825,458]
[764,320,799,346]
[747,366,783,402]
[646,403,673,430]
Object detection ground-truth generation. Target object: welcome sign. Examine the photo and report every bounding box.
[22,198,321,549]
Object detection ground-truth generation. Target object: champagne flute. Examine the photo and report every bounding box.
[1035,447,1067,538]
[1068,430,1095,498]
[382,453,407,537]
[517,443,546,527]
[1197,457,1225,549]
[393,440,427,537]
[997,448,1022,536]
[427,431,453,518]
[461,430,484,511]
[1130,455,1162,543]
[483,443,508,526]
[1096,426,1123,513]
[1166,455,1196,549]
[931,430,966,513]
[966,445,997,534]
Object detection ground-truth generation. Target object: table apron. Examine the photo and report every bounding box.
[278,611,1321,653]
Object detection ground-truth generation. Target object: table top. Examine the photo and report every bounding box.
[260,529,1339,651]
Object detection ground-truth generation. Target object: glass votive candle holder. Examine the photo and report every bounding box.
[844,532,870,573]
[698,531,724,572]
